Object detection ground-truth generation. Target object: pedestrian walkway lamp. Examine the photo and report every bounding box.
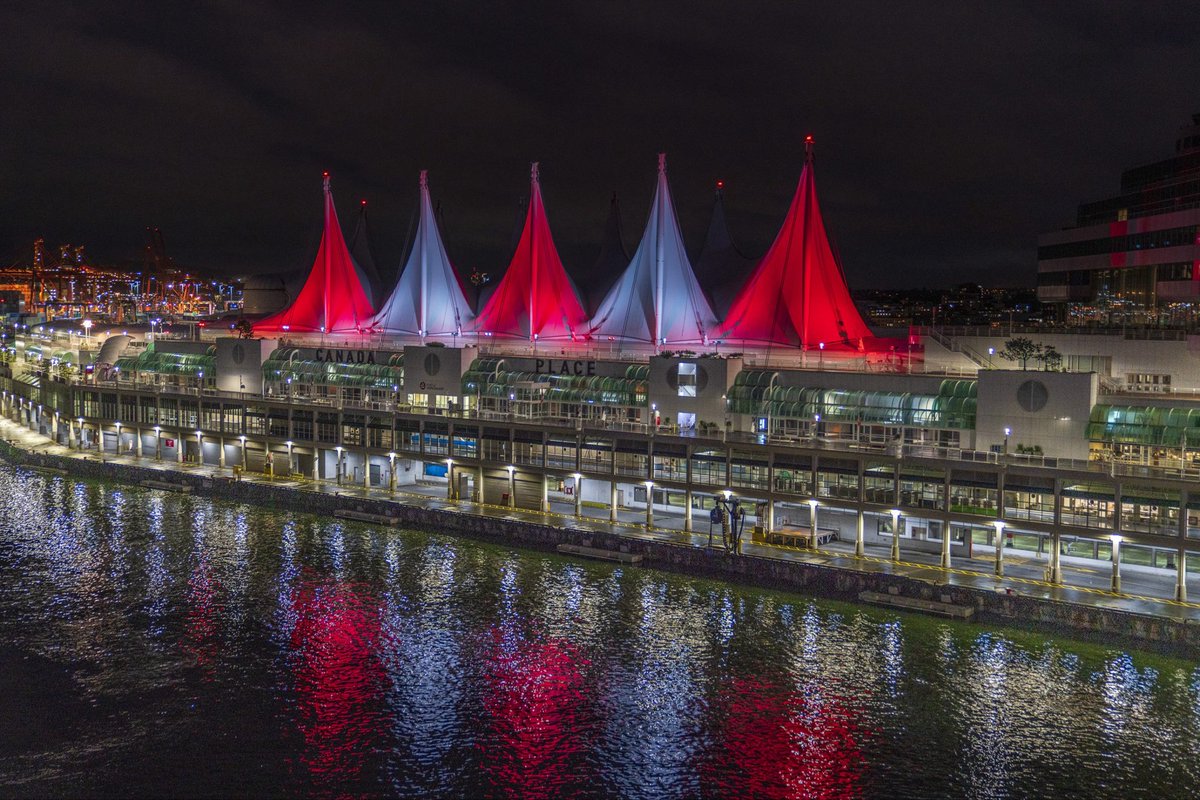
[890,509,902,562]
[335,446,344,485]
[388,452,397,493]
[154,426,162,459]
[1003,426,1011,456]
[195,430,203,464]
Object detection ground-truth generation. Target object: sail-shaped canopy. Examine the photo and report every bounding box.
[590,154,717,345]
[368,171,475,338]
[694,182,757,319]
[473,163,589,341]
[714,138,872,349]
[254,173,374,334]
[348,199,385,307]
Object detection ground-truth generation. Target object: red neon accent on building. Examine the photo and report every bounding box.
[254,175,375,334]
[473,163,589,341]
[715,152,873,349]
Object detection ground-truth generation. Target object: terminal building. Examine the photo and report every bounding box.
[4,141,1199,604]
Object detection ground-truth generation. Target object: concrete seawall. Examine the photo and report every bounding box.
[2,439,1197,654]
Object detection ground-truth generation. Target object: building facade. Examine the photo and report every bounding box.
[1038,113,1200,324]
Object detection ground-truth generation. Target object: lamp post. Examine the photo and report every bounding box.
[154,426,162,459]
[286,440,294,477]
[645,480,655,528]
[572,472,583,518]
[388,452,397,493]
[335,445,344,485]
[445,458,454,500]
[82,319,92,344]
[507,465,516,507]
[890,509,902,562]
[1003,426,1011,457]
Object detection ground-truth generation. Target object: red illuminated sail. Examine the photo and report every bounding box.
[473,163,589,341]
[255,174,375,334]
[715,139,872,349]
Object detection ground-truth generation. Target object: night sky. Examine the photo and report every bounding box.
[2,1,1199,290]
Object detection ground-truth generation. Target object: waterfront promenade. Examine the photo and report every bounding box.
[3,415,1199,639]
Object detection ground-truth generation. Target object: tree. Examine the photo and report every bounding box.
[998,337,1040,370]
[1040,345,1063,372]
[233,318,254,339]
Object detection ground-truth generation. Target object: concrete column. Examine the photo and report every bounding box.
[1111,536,1122,593]
[313,448,321,480]
[1176,491,1189,602]
[891,513,902,562]
[1177,546,1188,603]
[766,499,775,535]
[684,490,693,532]
[218,438,226,468]
[941,475,952,569]
[1051,480,1064,584]
[574,477,582,518]
[542,474,550,513]
[446,465,455,500]
[363,450,370,488]
[135,428,143,457]
[176,432,183,463]
[855,509,865,557]
[478,466,485,504]
[645,485,654,529]
[941,522,952,570]
[610,481,618,523]
[1049,530,1063,584]
[809,502,818,550]
[390,456,398,493]
[994,522,1005,577]
[508,469,516,507]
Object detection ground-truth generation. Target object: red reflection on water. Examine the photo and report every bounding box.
[702,676,866,800]
[288,576,386,793]
[182,559,220,676]
[479,626,591,799]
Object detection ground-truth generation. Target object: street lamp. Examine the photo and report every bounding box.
[82,319,92,342]
[1003,426,1011,456]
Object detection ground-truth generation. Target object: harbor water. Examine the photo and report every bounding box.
[0,465,1196,799]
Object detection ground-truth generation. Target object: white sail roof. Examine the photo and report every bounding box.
[369,171,475,337]
[589,154,717,345]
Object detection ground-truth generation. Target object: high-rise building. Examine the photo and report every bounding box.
[1038,113,1200,324]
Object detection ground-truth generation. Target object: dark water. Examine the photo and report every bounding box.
[0,466,1196,799]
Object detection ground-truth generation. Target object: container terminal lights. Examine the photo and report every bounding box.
[6,135,1200,605]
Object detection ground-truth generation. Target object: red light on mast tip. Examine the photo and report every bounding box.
[716,180,724,189]
[804,135,814,143]
[361,199,367,206]
[322,171,330,177]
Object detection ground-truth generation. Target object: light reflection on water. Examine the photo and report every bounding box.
[0,466,1197,799]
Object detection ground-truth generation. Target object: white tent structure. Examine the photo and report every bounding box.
[368,171,475,339]
[589,154,717,346]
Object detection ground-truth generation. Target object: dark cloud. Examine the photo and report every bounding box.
[1,0,1198,289]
